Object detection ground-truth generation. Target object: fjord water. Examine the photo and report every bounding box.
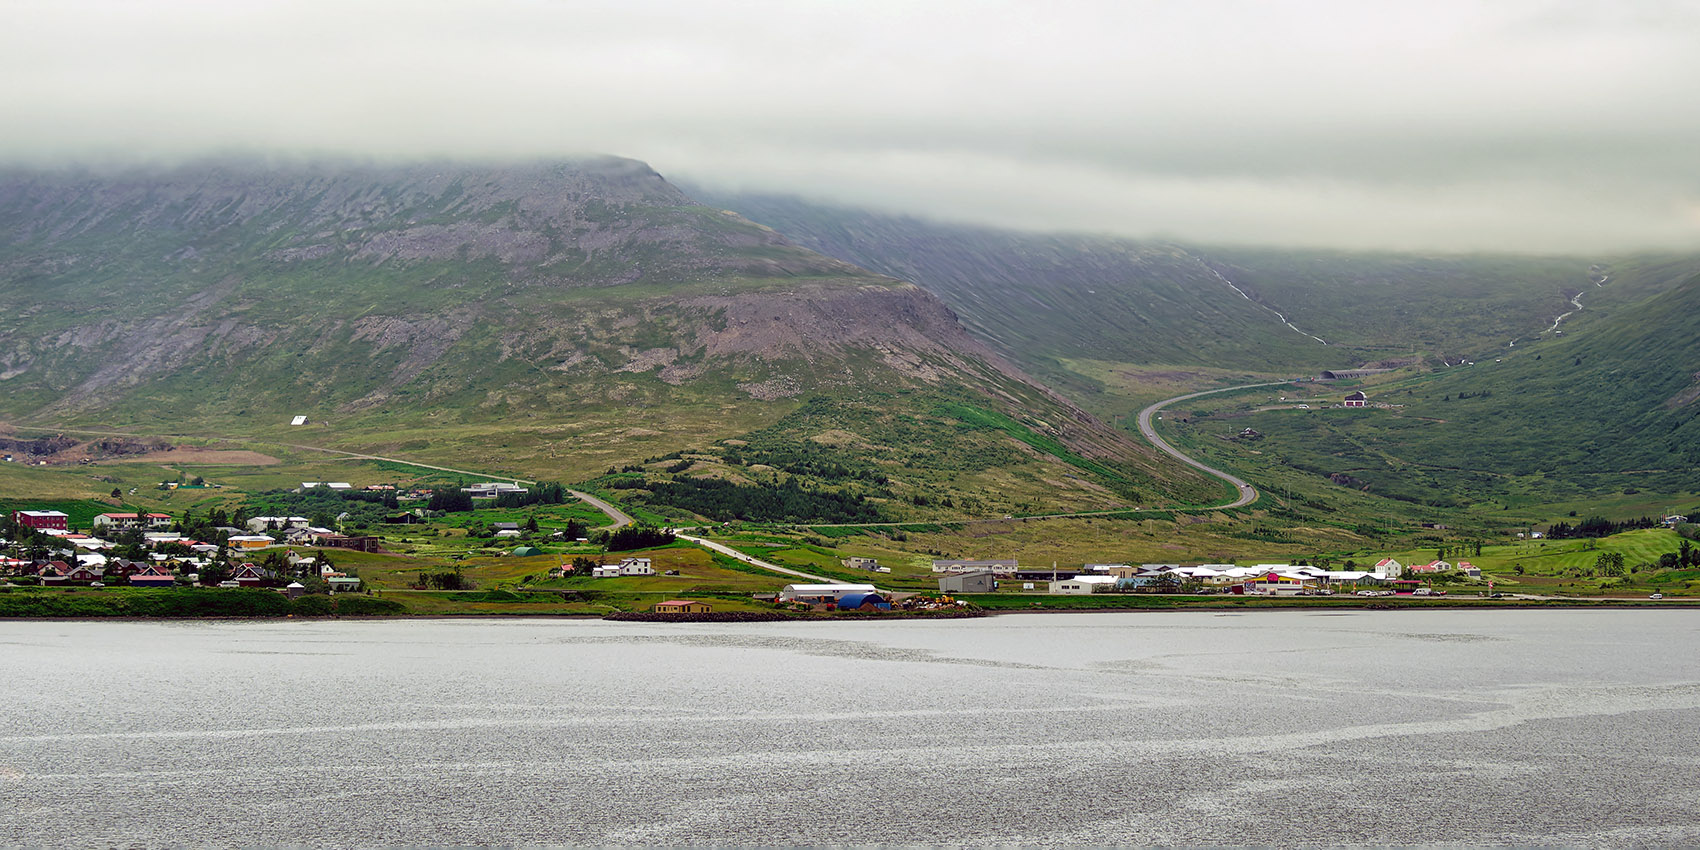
[4,612,1698,846]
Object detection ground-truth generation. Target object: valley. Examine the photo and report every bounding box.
[4,157,1700,616]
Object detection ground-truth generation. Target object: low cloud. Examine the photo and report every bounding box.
[3,0,1697,253]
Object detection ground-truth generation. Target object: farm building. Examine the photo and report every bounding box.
[778,583,879,603]
[1344,391,1368,407]
[836,593,892,612]
[938,571,996,594]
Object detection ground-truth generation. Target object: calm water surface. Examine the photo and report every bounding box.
[3,610,1699,846]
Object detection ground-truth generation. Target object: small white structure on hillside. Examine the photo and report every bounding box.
[290,416,308,426]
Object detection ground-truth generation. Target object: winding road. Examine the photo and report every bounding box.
[1137,382,1285,509]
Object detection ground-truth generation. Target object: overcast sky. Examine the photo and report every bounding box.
[4,0,1698,253]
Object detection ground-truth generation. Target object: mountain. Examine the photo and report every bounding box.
[1165,257,1700,510]
[687,191,1601,401]
[0,158,1221,514]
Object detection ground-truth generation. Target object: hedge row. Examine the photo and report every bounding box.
[0,588,406,618]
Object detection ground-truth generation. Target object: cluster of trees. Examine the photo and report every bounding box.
[427,488,476,513]
[494,482,569,508]
[1546,515,1660,539]
[605,525,675,552]
[635,477,883,524]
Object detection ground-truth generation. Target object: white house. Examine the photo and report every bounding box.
[615,558,655,576]
[1050,575,1117,594]
[590,558,657,578]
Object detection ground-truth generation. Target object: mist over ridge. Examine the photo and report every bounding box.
[3,0,1698,254]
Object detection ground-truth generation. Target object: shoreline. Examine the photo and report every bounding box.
[0,596,1693,622]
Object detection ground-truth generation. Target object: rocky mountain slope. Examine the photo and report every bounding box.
[0,158,1220,512]
[690,191,1600,382]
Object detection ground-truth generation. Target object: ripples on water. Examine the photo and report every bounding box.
[3,611,1699,846]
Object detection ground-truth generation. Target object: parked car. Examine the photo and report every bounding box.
[1650,593,1664,600]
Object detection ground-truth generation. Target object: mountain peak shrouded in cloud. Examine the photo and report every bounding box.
[2,0,1697,253]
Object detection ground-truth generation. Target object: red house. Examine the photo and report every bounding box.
[13,510,69,532]
[229,563,273,587]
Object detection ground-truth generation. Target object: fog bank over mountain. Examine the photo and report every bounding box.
[4,0,1698,253]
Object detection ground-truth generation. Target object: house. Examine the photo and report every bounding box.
[778,583,879,603]
[1373,558,1404,578]
[842,557,886,572]
[129,567,177,587]
[226,535,276,551]
[491,522,521,532]
[1050,575,1116,594]
[591,564,623,578]
[615,558,654,576]
[13,510,70,532]
[65,564,105,582]
[1344,391,1368,408]
[466,482,527,499]
[1662,515,1689,527]
[654,599,713,614]
[327,576,362,592]
[93,512,173,531]
[494,529,522,539]
[312,533,381,553]
[939,571,996,594]
[932,559,1017,574]
[228,563,272,587]
[1456,560,1482,578]
[1408,560,1451,573]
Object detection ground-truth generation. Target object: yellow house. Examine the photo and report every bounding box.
[653,599,712,614]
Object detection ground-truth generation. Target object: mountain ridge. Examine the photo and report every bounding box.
[0,157,1219,513]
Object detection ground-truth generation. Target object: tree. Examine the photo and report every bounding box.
[524,515,539,533]
[570,556,598,577]
[110,488,122,499]
[1594,552,1625,578]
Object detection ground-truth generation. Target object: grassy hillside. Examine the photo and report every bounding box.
[0,159,1218,516]
[1154,262,1700,516]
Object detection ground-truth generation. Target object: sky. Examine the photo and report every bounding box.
[3,0,1698,253]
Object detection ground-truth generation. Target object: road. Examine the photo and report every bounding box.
[1136,382,1286,509]
[570,490,633,531]
[673,533,834,583]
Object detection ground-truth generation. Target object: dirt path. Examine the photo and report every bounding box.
[675,533,834,583]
